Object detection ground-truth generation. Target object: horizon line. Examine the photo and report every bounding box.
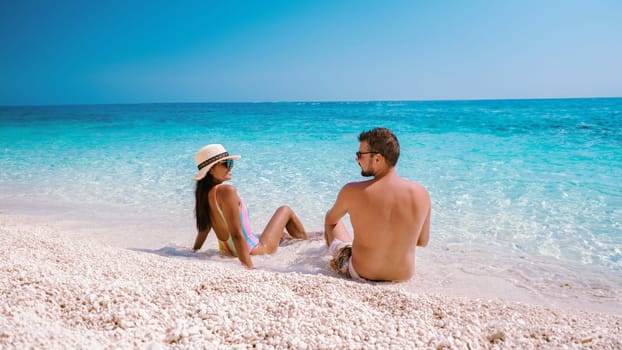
[1,95,621,108]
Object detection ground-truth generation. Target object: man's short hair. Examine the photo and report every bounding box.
[358,127,400,166]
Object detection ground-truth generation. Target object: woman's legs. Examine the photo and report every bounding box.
[251,205,306,255]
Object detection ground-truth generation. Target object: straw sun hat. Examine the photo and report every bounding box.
[192,144,241,181]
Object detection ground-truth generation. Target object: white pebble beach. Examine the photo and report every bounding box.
[1,214,620,349]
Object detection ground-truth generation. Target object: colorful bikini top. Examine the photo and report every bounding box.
[211,185,260,256]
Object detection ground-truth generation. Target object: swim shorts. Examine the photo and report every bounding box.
[328,239,367,282]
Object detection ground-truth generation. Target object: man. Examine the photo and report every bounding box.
[324,127,431,281]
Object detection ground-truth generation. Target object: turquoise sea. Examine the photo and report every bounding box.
[1,98,621,312]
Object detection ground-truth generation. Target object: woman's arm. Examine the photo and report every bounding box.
[193,227,210,251]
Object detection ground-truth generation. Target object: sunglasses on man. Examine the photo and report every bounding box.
[356,151,378,159]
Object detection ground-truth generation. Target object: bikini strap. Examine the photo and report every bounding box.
[210,184,228,225]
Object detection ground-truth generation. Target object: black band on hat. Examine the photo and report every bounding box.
[197,152,229,170]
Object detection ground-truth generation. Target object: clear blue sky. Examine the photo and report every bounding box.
[1,0,620,105]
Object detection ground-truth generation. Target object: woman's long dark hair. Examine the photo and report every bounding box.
[195,173,219,232]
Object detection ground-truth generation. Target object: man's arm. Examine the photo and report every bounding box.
[417,205,431,247]
[324,185,352,246]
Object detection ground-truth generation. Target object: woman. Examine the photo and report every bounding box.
[192,143,310,268]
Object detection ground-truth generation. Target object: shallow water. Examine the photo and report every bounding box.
[1,99,621,312]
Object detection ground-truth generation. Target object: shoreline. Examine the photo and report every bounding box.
[3,200,620,316]
[1,214,621,348]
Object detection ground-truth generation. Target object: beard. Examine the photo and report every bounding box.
[361,169,374,177]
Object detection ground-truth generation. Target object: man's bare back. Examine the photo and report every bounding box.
[324,128,431,281]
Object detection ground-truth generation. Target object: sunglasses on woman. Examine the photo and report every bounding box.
[220,159,234,169]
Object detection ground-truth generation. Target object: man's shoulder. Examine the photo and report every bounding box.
[337,180,372,200]
[401,179,431,203]
[391,177,430,199]
[342,179,374,190]
[397,176,427,190]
